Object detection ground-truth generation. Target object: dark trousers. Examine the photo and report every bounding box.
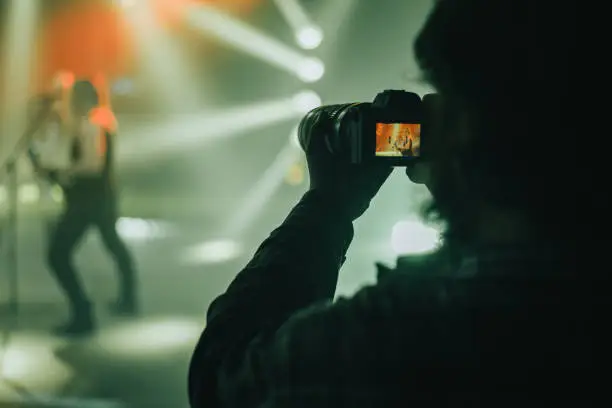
[47,193,136,313]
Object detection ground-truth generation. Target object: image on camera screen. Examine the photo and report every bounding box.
[375,123,421,157]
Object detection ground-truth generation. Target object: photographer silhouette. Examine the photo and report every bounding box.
[189,1,603,407]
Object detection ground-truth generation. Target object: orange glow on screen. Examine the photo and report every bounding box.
[375,123,421,157]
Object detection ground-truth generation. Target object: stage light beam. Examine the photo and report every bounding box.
[272,0,324,50]
[296,57,325,83]
[118,91,322,164]
[185,4,325,83]
[292,90,322,113]
[296,26,324,50]
[120,0,201,109]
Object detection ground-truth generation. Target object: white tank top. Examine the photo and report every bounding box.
[31,113,72,170]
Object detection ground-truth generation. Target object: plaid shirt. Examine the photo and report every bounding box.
[188,191,607,408]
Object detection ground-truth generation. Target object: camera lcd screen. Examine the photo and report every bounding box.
[375,123,421,157]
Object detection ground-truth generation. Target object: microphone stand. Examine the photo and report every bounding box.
[0,99,53,317]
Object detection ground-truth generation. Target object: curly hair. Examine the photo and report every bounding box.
[413,0,588,251]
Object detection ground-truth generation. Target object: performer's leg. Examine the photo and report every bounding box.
[39,181,57,243]
[95,200,138,315]
[47,205,94,335]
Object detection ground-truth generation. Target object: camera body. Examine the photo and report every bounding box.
[299,90,436,166]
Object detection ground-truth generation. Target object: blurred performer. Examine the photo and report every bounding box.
[28,72,74,239]
[396,124,420,157]
[30,79,138,336]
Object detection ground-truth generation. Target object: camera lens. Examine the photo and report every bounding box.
[298,103,364,156]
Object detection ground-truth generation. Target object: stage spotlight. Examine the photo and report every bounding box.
[292,90,322,113]
[391,220,441,255]
[296,26,323,50]
[182,239,242,265]
[297,57,325,83]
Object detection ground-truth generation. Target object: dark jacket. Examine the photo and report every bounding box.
[188,190,606,407]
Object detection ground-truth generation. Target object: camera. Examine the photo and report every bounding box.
[298,90,437,166]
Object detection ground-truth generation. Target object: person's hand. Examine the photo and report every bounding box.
[300,108,393,221]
